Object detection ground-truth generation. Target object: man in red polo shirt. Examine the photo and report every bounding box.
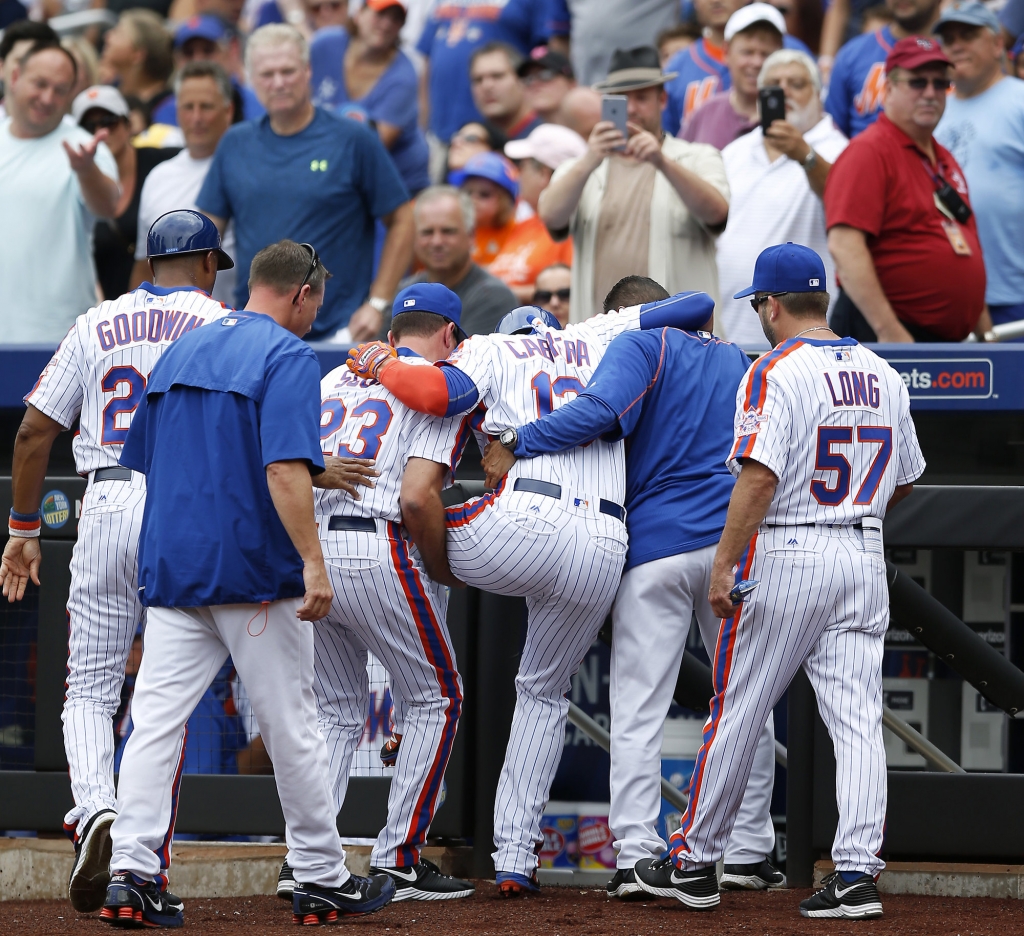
[825,36,986,342]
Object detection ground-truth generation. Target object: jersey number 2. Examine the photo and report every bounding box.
[101,366,147,445]
[811,426,893,506]
[320,398,394,459]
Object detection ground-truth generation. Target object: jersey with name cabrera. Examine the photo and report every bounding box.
[121,311,325,609]
[316,351,476,523]
[439,307,647,504]
[25,283,230,475]
[728,336,925,523]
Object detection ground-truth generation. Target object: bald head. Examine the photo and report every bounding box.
[554,86,602,140]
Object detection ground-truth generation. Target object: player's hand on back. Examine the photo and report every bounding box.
[315,456,379,497]
[0,537,42,603]
[297,557,333,621]
[482,440,516,489]
[347,341,397,382]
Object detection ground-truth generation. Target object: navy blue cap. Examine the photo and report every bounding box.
[733,242,826,299]
[147,209,233,270]
[392,283,466,338]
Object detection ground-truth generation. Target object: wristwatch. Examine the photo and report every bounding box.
[802,149,818,171]
[368,296,389,314]
[499,428,518,451]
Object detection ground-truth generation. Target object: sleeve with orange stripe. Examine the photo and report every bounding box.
[725,356,793,481]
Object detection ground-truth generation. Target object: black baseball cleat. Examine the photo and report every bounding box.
[634,856,720,910]
[380,733,402,767]
[292,873,396,924]
[370,858,475,901]
[100,872,184,928]
[800,870,883,919]
[277,860,295,900]
[719,856,786,890]
[606,868,643,899]
[68,809,117,912]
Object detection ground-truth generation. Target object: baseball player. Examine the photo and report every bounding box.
[106,241,396,928]
[480,275,784,899]
[0,210,233,914]
[275,282,477,903]
[347,291,715,895]
[632,244,925,918]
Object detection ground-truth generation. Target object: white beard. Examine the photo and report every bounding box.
[786,99,821,134]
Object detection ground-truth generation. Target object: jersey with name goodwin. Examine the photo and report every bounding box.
[727,337,925,525]
[442,306,645,504]
[25,285,230,475]
[316,356,477,523]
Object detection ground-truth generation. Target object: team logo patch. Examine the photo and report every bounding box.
[404,299,416,307]
[834,349,852,362]
[221,317,238,327]
[737,408,766,435]
[574,497,589,509]
[809,278,820,287]
[41,490,70,529]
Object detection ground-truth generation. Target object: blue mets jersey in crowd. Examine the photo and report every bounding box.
[515,327,751,570]
[825,26,895,138]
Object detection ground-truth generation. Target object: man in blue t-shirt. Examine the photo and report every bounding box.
[416,0,549,143]
[935,1,1024,332]
[105,241,396,927]
[198,25,413,341]
[482,276,783,899]
[824,0,943,138]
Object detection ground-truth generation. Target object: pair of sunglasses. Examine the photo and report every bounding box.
[81,113,124,135]
[292,243,321,305]
[533,287,570,303]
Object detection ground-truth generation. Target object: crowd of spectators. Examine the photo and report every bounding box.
[1,0,1023,350]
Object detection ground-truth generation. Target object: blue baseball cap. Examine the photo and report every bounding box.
[1012,33,1024,62]
[175,15,232,47]
[452,152,520,200]
[392,283,466,338]
[934,1,1001,35]
[734,243,826,299]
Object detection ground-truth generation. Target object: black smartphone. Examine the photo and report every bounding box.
[935,180,973,223]
[759,86,786,134]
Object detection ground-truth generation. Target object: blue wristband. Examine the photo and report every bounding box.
[10,509,41,523]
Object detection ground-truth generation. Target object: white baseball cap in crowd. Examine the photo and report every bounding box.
[72,85,131,124]
[504,123,588,172]
[724,2,787,41]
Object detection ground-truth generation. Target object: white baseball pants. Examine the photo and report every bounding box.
[445,487,628,876]
[63,474,147,839]
[313,521,461,869]
[109,599,348,888]
[609,544,776,869]
[669,524,888,876]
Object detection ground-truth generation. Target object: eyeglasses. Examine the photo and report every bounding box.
[893,76,952,92]
[749,291,788,313]
[81,113,124,135]
[292,243,321,305]
[533,288,570,303]
[452,131,485,145]
[524,68,561,85]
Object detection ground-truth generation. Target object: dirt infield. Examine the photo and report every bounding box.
[2,885,1021,935]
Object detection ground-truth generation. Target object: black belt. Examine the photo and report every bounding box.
[512,478,626,523]
[766,521,864,529]
[93,467,133,482]
[327,516,377,533]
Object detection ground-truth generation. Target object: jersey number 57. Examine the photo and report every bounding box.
[811,426,892,506]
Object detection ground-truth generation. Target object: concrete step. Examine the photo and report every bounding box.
[814,860,1024,899]
[537,868,615,887]
[0,838,472,901]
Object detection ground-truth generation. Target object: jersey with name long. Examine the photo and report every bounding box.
[26,284,230,475]
[316,355,476,523]
[727,337,925,524]
[442,307,644,504]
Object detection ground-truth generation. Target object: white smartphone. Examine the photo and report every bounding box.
[601,94,628,148]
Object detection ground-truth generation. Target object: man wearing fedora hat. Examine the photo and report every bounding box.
[539,45,729,322]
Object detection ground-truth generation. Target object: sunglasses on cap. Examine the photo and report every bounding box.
[292,243,321,305]
[81,113,124,135]
[533,288,570,303]
[892,76,952,92]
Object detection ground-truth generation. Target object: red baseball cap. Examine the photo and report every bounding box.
[885,36,951,72]
[366,0,406,12]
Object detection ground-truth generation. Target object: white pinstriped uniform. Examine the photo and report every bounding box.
[668,338,925,876]
[434,309,646,877]
[314,360,473,869]
[24,287,230,842]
